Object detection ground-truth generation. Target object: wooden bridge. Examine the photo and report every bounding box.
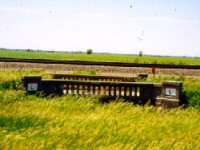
[22,74,184,108]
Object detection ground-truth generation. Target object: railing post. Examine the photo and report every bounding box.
[139,84,154,105]
[22,76,42,95]
[158,81,183,108]
[114,86,117,96]
[108,86,111,96]
[54,83,63,96]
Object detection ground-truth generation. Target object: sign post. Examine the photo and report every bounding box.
[152,67,156,78]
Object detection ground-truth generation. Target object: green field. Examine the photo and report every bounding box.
[0,70,200,149]
[0,49,200,65]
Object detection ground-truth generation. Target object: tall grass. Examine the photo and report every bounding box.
[0,91,200,149]
[0,70,200,149]
[0,115,48,131]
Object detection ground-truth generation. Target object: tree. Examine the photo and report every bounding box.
[86,49,93,54]
[139,51,143,57]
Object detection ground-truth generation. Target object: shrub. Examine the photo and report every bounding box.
[0,81,21,90]
[139,51,143,57]
[86,49,93,54]
[185,88,200,107]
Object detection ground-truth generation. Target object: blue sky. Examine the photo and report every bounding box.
[0,0,200,56]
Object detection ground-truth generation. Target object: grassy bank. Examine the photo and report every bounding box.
[0,90,200,149]
[0,49,200,65]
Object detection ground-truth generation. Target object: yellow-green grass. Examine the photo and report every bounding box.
[147,74,200,89]
[0,90,200,149]
[0,49,200,65]
[0,70,200,149]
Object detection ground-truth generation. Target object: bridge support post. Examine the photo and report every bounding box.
[22,76,42,95]
[156,81,183,108]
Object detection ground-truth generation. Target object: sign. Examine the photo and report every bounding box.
[165,88,176,97]
[28,83,38,91]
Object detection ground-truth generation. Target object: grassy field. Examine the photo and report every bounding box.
[0,49,200,65]
[0,70,200,149]
[0,90,200,149]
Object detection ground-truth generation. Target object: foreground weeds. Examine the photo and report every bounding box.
[0,91,200,149]
[0,70,200,149]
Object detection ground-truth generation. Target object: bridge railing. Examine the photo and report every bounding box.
[52,73,138,82]
[21,76,183,108]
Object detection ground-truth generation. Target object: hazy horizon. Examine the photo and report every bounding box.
[0,0,200,57]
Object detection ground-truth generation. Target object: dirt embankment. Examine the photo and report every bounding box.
[0,62,200,76]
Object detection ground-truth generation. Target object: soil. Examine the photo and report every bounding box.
[0,62,200,76]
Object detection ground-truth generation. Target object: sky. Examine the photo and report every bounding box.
[0,0,200,57]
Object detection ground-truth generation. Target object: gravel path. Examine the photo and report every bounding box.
[0,62,200,76]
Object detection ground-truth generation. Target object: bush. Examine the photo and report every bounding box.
[0,81,21,90]
[139,51,143,57]
[86,49,93,54]
[185,88,200,107]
